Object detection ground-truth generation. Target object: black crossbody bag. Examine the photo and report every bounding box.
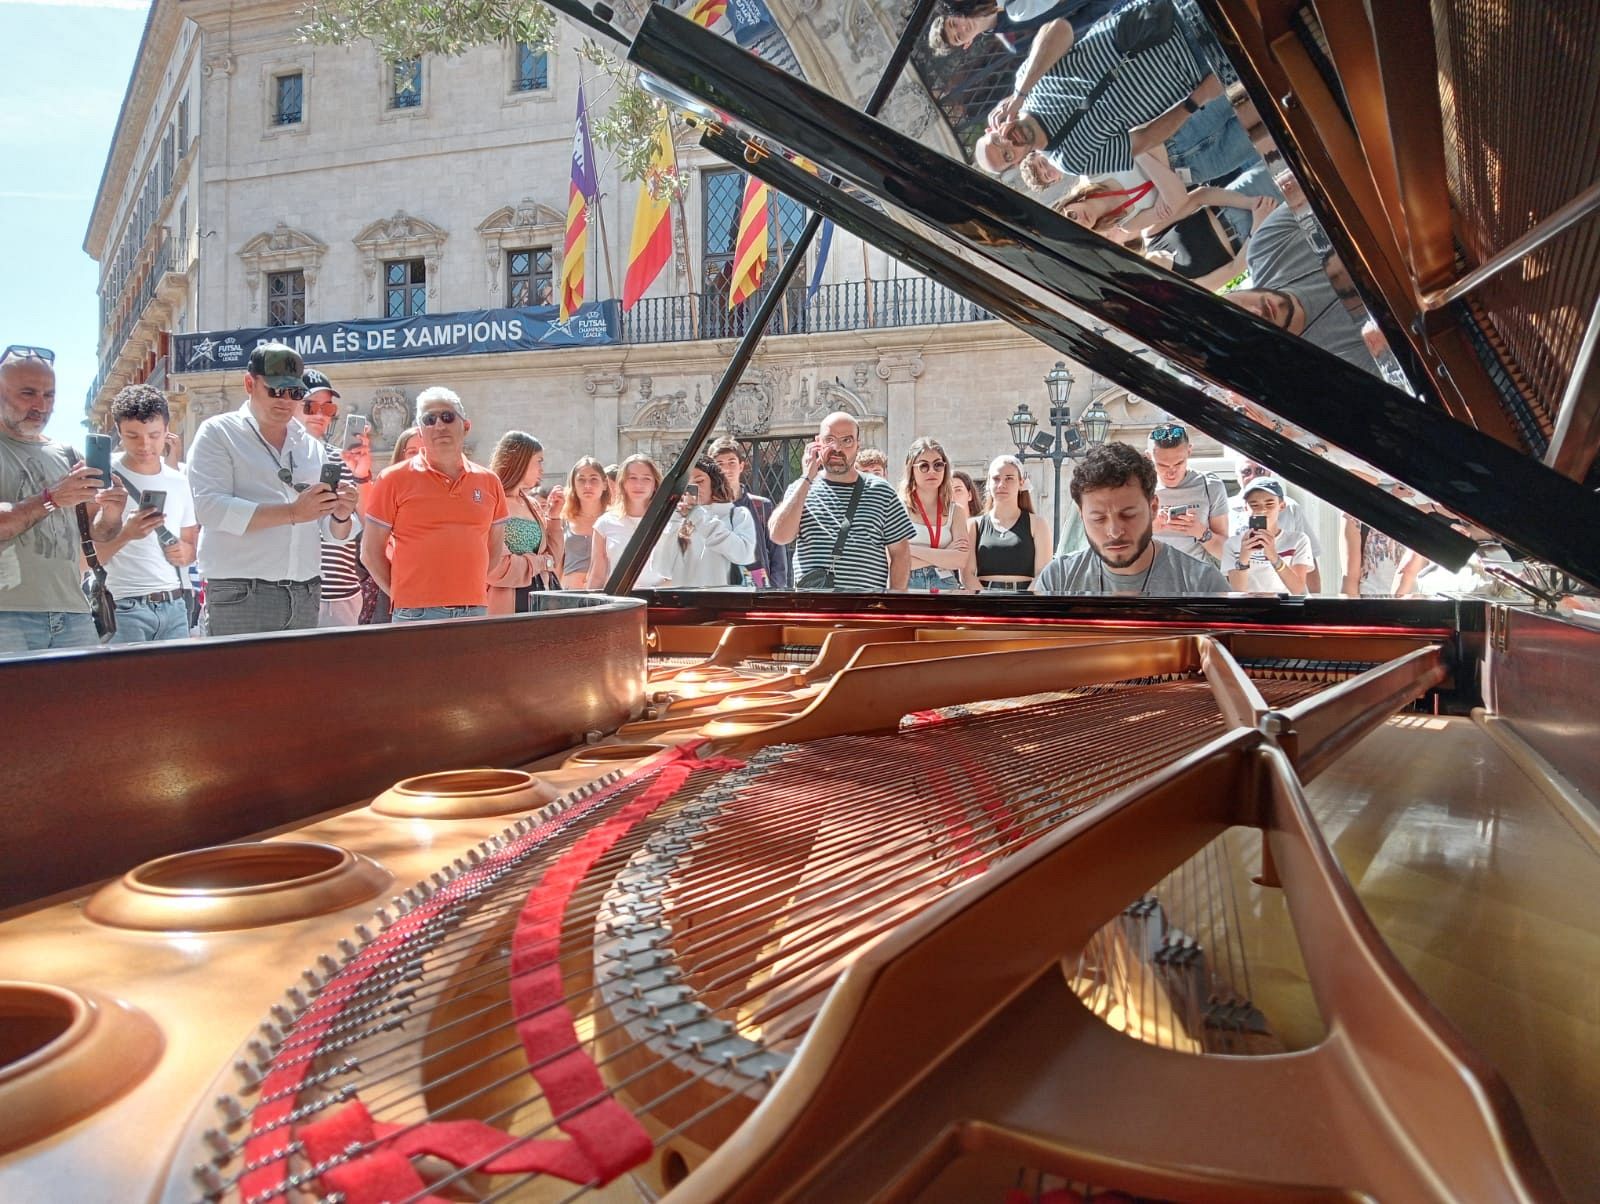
[1045,0,1180,158]
[64,447,115,639]
[797,478,865,591]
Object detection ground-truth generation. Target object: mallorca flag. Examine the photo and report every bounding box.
[559,80,597,323]
[728,174,769,308]
[622,119,678,311]
[687,0,728,27]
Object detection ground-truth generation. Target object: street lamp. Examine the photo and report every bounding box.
[1005,361,1112,538]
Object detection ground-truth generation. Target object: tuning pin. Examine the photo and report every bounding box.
[258,1021,284,1048]
[246,1039,273,1066]
[215,1094,247,1131]
[354,924,375,946]
[375,907,393,929]
[318,953,340,975]
[193,1162,226,1196]
[286,986,309,1011]
[337,938,359,961]
[202,1128,233,1160]
[302,967,324,991]
[270,1003,296,1027]
[466,849,482,866]
[233,1059,263,1092]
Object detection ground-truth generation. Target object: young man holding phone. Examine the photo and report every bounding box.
[187,342,360,636]
[94,384,198,644]
[297,367,369,628]
[1223,477,1313,594]
[0,346,127,655]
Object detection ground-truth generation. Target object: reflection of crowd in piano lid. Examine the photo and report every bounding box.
[1,338,1462,658]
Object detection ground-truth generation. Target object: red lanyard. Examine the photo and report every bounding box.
[1105,180,1155,218]
[912,494,942,549]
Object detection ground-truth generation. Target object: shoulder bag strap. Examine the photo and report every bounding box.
[1044,2,1178,156]
[825,478,867,576]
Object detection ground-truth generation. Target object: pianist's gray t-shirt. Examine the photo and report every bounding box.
[1036,542,1229,595]
[1247,206,1377,376]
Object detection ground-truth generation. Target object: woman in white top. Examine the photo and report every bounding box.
[587,453,667,590]
[649,457,757,588]
[1224,478,1313,594]
[898,437,974,591]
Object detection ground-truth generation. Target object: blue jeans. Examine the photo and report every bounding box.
[110,596,190,644]
[1165,95,1260,190]
[0,610,100,658]
[392,605,488,624]
[908,566,961,591]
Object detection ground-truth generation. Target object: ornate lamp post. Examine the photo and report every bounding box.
[1007,361,1112,538]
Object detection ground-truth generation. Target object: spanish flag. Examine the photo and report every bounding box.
[622,119,677,311]
[687,0,727,27]
[728,174,768,308]
[559,80,598,323]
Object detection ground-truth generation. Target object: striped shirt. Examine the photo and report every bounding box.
[319,448,362,600]
[785,473,917,592]
[1024,0,1203,175]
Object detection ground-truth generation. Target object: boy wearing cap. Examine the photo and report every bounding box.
[1224,477,1313,594]
[187,342,360,636]
[298,367,368,628]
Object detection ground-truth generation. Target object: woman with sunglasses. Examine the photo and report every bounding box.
[898,438,974,591]
[487,432,564,615]
[586,453,667,590]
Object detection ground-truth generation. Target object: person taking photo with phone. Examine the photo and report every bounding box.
[93,384,197,644]
[0,345,127,656]
[187,342,360,636]
[295,367,368,628]
[647,457,756,589]
[1223,477,1313,594]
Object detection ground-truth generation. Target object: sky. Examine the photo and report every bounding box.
[0,0,151,446]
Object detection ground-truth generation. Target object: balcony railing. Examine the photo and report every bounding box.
[102,231,175,380]
[619,276,991,345]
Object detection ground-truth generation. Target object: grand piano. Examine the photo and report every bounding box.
[2,2,1598,1202]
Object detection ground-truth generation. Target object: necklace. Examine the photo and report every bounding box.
[247,420,299,491]
[1098,544,1158,595]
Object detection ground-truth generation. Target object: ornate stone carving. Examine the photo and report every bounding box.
[813,378,876,419]
[637,376,653,401]
[583,371,626,398]
[476,200,564,299]
[841,0,883,63]
[725,381,775,437]
[353,212,448,302]
[876,352,925,383]
[370,387,410,448]
[852,361,872,389]
[632,386,700,430]
[237,223,327,317]
[881,82,938,141]
[202,53,235,79]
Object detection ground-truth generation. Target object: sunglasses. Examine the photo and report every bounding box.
[913,459,946,472]
[1150,423,1187,447]
[419,409,461,426]
[266,385,307,401]
[302,397,338,416]
[1,345,55,365]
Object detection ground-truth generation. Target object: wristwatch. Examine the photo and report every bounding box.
[1234,561,1249,571]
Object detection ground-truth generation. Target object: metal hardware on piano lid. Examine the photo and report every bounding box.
[3,605,1597,1204]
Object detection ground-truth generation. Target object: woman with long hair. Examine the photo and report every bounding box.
[361,426,425,625]
[648,457,756,588]
[487,432,564,615]
[587,453,667,590]
[968,454,1051,591]
[951,469,981,519]
[388,427,420,466]
[898,438,974,591]
[559,456,611,590]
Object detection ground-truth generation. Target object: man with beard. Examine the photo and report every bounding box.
[769,411,914,591]
[1036,441,1227,594]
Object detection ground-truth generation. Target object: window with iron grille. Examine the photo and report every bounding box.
[514,42,549,92]
[507,246,554,307]
[385,258,426,317]
[161,127,175,190]
[274,73,303,125]
[701,167,809,334]
[391,58,422,109]
[267,270,306,327]
[177,95,189,153]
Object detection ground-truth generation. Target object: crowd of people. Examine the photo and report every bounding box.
[0,337,1452,658]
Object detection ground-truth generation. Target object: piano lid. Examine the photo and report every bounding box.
[614,2,1600,590]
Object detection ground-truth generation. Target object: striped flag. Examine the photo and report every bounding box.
[728,174,768,308]
[559,80,597,323]
[622,119,677,311]
[687,0,728,27]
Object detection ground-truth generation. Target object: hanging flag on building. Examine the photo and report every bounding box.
[806,219,834,302]
[559,80,597,323]
[687,0,728,27]
[622,118,678,311]
[728,174,769,308]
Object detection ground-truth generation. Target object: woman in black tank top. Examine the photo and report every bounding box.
[969,455,1052,591]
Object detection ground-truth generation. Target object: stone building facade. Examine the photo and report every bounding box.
[84,0,1251,551]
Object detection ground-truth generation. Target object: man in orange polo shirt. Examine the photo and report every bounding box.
[361,387,507,623]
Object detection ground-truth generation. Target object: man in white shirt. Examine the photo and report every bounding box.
[1224,477,1314,594]
[187,343,360,636]
[94,384,197,644]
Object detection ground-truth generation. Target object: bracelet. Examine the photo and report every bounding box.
[1271,559,1285,571]
[39,488,57,514]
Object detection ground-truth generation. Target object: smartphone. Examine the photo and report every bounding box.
[339,413,369,450]
[1248,514,1269,531]
[85,432,113,486]
[319,462,345,492]
[1167,504,1192,518]
[140,489,167,514]
[683,483,700,502]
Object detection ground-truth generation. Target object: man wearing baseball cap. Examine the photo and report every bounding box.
[298,366,370,628]
[1222,476,1314,594]
[187,342,361,635]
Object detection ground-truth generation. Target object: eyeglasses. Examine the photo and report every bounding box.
[1,345,54,365]
[1150,423,1187,447]
[266,385,307,401]
[1240,464,1268,479]
[302,397,338,417]
[419,409,460,427]
[913,460,946,472]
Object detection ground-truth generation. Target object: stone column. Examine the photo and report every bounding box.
[875,352,924,453]
[584,370,627,465]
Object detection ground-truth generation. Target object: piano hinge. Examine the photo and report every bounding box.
[742,136,770,165]
[1489,604,1511,654]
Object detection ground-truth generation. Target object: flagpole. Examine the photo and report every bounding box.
[594,186,618,301]
[607,0,941,593]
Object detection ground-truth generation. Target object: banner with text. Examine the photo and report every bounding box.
[171,301,619,373]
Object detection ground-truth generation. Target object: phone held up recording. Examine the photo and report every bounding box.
[84,433,113,488]
[319,462,345,492]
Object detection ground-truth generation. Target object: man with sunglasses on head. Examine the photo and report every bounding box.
[297,368,369,628]
[1146,423,1228,566]
[187,342,360,636]
[0,345,128,655]
[361,388,507,624]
